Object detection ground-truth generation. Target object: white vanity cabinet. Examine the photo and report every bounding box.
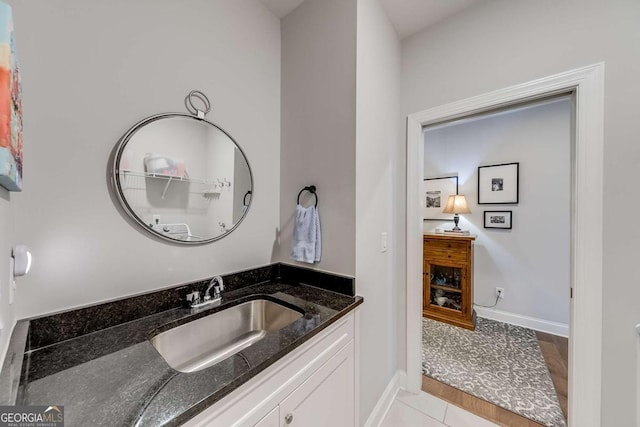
[183,311,358,427]
[253,407,278,427]
[278,341,354,426]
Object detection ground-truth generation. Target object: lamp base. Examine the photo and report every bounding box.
[449,213,462,232]
[447,213,470,234]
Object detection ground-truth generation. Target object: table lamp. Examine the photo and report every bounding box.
[442,195,471,232]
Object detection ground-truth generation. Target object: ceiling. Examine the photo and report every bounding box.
[259,0,306,19]
[379,0,480,39]
[259,0,480,39]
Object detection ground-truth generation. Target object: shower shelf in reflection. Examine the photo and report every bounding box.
[119,170,230,199]
[120,170,207,184]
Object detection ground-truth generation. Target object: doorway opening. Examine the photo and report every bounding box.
[420,95,571,426]
[405,64,604,427]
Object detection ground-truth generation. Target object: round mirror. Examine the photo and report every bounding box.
[112,111,252,244]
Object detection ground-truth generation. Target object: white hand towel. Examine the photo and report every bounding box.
[313,206,321,262]
[290,205,322,264]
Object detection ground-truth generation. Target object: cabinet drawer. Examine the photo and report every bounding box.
[424,238,467,251]
[424,247,467,264]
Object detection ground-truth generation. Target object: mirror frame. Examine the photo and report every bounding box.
[111,112,253,245]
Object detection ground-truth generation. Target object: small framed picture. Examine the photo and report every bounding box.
[423,175,458,221]
[478,162,519,204]
[484,211,512,229]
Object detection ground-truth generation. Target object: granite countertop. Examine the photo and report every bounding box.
[17,281,363,426]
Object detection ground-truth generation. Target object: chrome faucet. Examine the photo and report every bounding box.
[188,275,224,309]
[205,275,224,302]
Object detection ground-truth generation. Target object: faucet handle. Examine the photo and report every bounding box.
[213,275,224,292]
[186,291,201,305]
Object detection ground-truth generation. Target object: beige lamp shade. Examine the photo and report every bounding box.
[442,195,471,214]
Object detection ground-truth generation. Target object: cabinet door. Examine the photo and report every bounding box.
[279,341,354,427]
[426,261,466,315]
[254,406,279,427]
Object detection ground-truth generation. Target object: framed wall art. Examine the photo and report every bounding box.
[0,3,22,192]
[423,175,458,221]
[484,210,512,229]
[478,162,518,204]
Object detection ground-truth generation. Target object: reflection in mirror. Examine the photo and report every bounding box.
[113,114,252,244]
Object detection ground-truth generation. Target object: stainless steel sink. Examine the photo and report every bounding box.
[151,299,303,373]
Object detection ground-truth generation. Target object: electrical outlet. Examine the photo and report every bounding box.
[496,287,505,299]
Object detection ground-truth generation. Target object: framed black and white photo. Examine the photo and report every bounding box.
[478,162,519,204]
[484,210,512,229]
[423,175,458,221]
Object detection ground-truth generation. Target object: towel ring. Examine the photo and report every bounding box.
[243,190,252,207]
[297,185,318,208]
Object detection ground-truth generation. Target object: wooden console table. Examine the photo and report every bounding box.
[423,233,476,330]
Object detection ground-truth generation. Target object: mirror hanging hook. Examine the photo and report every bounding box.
[185,90,211,119]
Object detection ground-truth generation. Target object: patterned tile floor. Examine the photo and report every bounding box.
[381,389,499,427]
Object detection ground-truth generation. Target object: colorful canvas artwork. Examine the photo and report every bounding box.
[0,2,21,192]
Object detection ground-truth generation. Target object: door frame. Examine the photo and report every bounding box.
[405,63,604,427]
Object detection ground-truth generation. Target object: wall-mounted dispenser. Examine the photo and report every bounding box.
[12,245,31,277]
[10,244,32,304]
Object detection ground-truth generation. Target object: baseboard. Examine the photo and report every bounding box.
[363,370,405,427]
[475,307,569,337]
[636,324,640,427]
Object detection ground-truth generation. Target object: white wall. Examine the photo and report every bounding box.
[424,98,571,330]
[280,1,403,421]
[401,0,640,424]
[6,0,281,318]
[279,0,357,275]
[0,189,15,367]
[355,0,401,422]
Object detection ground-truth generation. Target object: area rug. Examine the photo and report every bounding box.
[422,317,566,427]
